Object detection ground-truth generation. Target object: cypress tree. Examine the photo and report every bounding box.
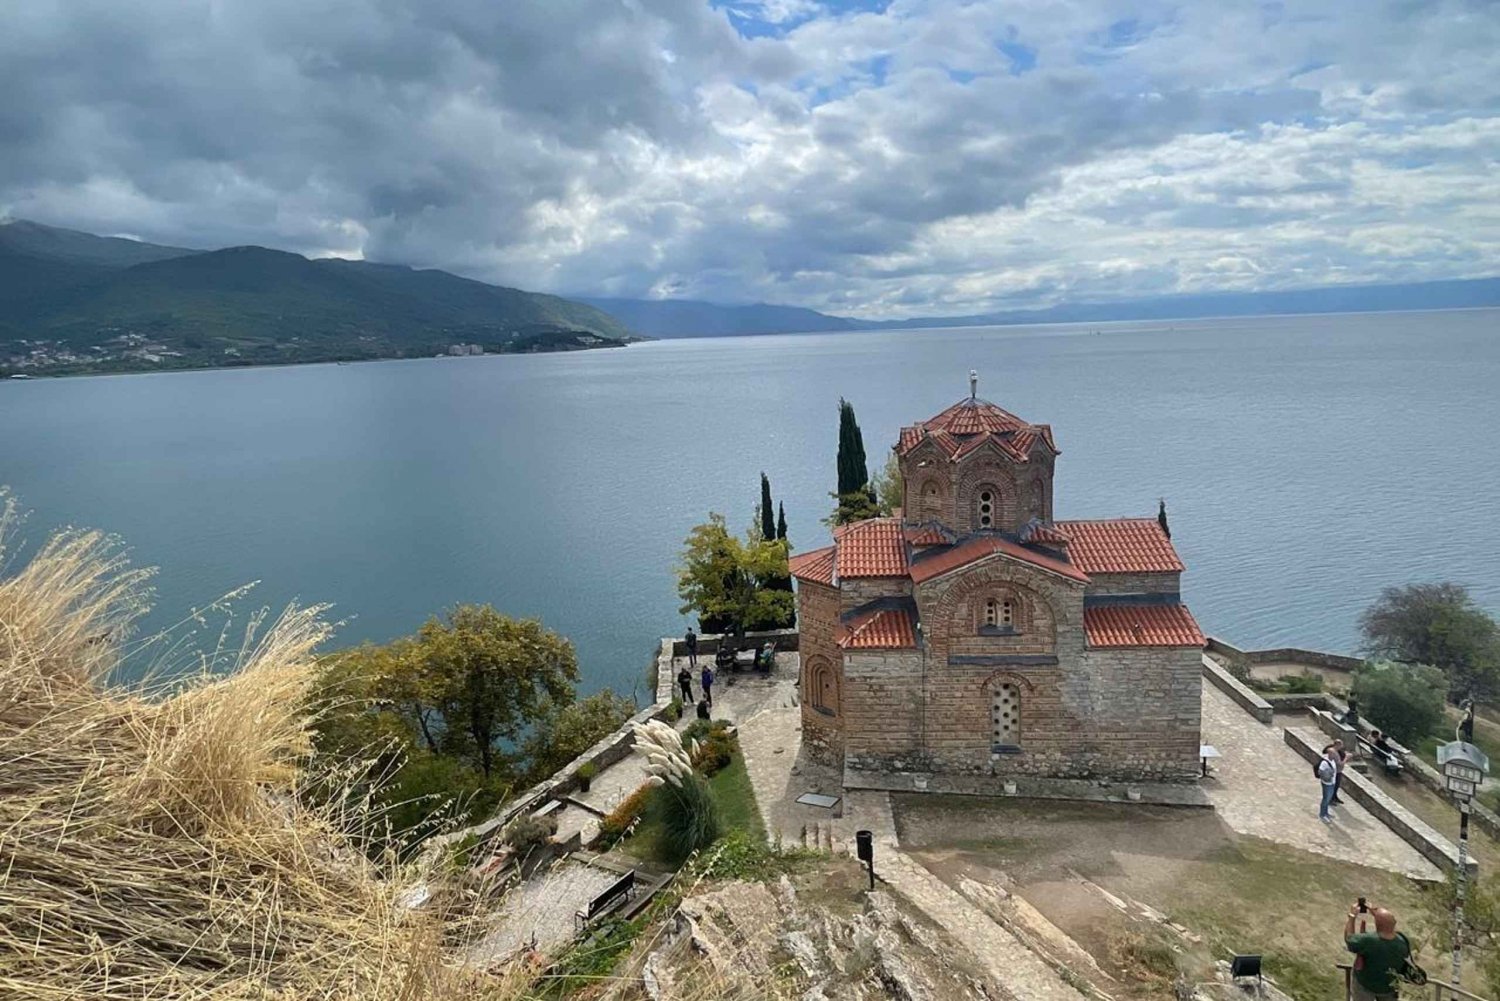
[776,502,787,540]
[761,473,776,542]
[1157,498,1171,540]
[836,398,870,497]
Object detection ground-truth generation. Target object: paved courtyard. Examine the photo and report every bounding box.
[1199,684,1440,880]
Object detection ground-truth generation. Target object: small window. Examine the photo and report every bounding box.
[992,683,1020,749]
[1001,600,1014,627]
[982,597,1018,633]
[979,490,994,529]
[984,598,998,627]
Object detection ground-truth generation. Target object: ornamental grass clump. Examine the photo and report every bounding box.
[0,495,530,1001]
[631,719,722,865]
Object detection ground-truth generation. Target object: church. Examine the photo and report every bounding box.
[789,377,1205,790]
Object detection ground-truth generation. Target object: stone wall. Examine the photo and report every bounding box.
[839,554,1202,783]
[1084,571,1181,595]
[798,580,844,762]
[668,628,800,657]
[1201,654,1274,724]
[839,576,913,610]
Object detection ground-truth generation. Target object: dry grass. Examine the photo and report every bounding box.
[0,494,537,1001]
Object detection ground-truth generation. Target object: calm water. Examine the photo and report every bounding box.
[3,309,1498,694]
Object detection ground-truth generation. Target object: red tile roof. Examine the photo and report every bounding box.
[897,398,1058,463]
[788,545,836,586]
[909,535,1089,585]
[1084,603,1204,648]
[904,525,949,546]
[1055,518,1184,574]
[839,607,919,649]
[833,518,909,578]
[1021,520,1073,545]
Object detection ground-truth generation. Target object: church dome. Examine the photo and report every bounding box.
[896,396,1058,463]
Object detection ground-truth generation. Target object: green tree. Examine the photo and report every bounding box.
[776,502,787,541]
[521,689,636,784]
[1359,583,1500,700]
[418,604,578,780]
[760,473,776,542]
[677,513,795,638]
[871,449,904,516]
[831,398,879,525]
[1352,660,1447,745]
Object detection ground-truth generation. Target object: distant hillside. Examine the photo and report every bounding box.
[862,276,1500,329]
[579,296,855,337]
[0,220,633,375]
[581,276,1500,340]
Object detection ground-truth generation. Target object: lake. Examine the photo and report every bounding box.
[3,309,1498,695]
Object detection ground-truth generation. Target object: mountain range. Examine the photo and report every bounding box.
[0,220,633,375]
[5,218,1499,376]
[587,277,1500,338]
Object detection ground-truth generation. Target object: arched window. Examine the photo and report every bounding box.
[807,657,839,717]
[991,683,1021,750]
[978,489,995,529]
[1029,479,1045,518]
[919,479,942,520]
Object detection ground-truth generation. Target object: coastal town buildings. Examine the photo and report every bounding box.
[790,378,1205,788]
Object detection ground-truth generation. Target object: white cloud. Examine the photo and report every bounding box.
[2,0,1498,315]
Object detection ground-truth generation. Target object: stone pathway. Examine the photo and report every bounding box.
[1200,685,1440,880]
[466,860,619,966]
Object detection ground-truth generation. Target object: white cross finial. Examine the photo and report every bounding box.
[969,369,978,399]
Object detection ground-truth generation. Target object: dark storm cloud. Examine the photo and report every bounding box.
[2,0,1498,314]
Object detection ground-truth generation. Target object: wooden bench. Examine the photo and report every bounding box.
[1356,736,1404,776]
[574,870,635,932]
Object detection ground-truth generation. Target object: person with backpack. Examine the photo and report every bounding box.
[1344,902,1415,1000]
[1317,745,1339,822]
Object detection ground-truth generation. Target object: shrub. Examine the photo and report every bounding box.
[648,771,723,865]
[597,784,652,847]
[683,719,736,777]
[576,761,598,788]
[1354,660,1447,746]
[666,697,683,722]
[501,814,554,854]
[1279,673,1325,694]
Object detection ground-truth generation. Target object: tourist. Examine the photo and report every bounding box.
[685,627,698,668]
[1317,746,1339,822]
[701,663,714,706]
[1370,728,1395,759]
[1343,903,1411,1000]
[695,697,711,721]
[1331,738,1349,806]
[677,664,693,705]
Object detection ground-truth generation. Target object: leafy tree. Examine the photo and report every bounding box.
[871,450,904,516]
[831,398,878,525]
[521,689,636,784]
[776,502,787,541]
[1352,660,1447,745]
[1359,583,1500,700]
[677,513,795,638]
[760,473,776,542]
[416,605,579,780]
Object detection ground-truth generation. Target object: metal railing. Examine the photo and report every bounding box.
[1338,964,1493,1000]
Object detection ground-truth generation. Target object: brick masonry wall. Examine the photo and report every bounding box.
[1085,571,1181,595]
[839,576,913,611]
[797,579,845,761]
[840,554,1202,783]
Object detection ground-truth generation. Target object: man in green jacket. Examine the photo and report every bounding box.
[1344,902,1409,1000]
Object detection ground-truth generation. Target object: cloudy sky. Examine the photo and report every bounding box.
[3,0,1498,317]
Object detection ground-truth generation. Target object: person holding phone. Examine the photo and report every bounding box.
[1344,901,1410,1001]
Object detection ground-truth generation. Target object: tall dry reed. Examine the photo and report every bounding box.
[0,495,533,1001]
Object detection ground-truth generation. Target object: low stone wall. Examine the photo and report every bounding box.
[1206,636,1362,676]
[1283,727,1475,876]
[1261,692,1334,713]
[667,628,799,658]
[1201,654,1273,724]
